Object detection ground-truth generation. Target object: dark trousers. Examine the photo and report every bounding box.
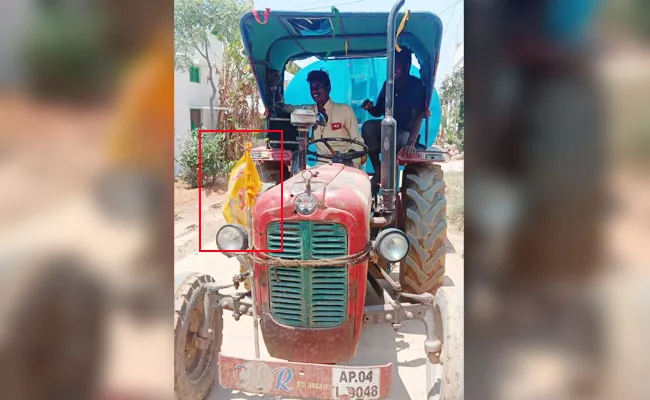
[361,119,409,191]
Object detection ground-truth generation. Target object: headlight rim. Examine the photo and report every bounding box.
[374,228,410,263]
[215,223,249,252]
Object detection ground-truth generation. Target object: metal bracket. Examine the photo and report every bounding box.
[400,291,434,307]
[300,170,319,194]
[363,302,426,326]
[197,283,253,350]
[232,271,250,290]
[369,258,402,295]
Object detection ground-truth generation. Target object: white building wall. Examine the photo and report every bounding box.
[174,35,224,176]
[453,42,464,71]
[174,70,191,176]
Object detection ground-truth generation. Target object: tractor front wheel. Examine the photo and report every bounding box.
[400,164,447,294]
[174,273,223,400]
[426,286,464,400]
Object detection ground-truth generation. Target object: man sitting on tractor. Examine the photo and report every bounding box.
[282,69,365,168]
[361,46,426,195]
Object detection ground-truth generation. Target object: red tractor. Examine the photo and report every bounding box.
[174,2,463,399]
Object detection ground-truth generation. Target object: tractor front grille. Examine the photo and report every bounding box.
[266,221,348,328]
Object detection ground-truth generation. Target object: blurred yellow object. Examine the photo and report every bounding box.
[395,10,410,52]
[106,30,173,176]
[222,143,263,228]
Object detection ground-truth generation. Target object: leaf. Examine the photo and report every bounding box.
[437,67,464,150]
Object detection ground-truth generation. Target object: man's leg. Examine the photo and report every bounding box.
[396,130,410,152]
[395,131,411,188]
[361,120,382,196]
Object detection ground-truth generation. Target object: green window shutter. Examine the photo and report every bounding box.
[189,66,200,83]
[190,109,202,130]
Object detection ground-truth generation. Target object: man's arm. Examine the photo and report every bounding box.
[345,105,362,142]
[343,105,364,168]
[363,83,386,118]
[406,115,424,146]
[402,79,427,155]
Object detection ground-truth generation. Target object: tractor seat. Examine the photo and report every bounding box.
[268,140,299,151]
[267,119,300,151]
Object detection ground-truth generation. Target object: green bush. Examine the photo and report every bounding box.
[178,128,235,188]
[437,67,464,152]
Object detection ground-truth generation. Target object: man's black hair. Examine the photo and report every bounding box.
[395,46,413,68]
[307,69,331,87]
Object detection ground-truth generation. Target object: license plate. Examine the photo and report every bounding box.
[332,367,380,399]
[219,354,392,399]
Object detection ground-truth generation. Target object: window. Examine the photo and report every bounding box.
[190,109,202,130]
[189,66,200,83]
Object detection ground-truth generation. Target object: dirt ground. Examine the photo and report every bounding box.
[174,179,229,261]
[0,96,111,233]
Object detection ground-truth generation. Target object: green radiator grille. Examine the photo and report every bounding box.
[266,221,348,328]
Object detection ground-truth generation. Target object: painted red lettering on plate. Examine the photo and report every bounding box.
[331,122,342,130]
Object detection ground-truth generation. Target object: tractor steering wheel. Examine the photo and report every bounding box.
[307,137,369,164]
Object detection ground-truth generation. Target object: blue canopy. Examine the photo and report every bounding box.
[240,10,443,110]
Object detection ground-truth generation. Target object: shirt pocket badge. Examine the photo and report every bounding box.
[331,122,342,130]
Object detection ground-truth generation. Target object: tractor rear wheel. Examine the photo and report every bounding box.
[174,273,222,400]
[426,286,464,400]
[400,164,447,294]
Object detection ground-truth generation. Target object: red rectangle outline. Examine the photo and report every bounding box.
[198,129,284,253]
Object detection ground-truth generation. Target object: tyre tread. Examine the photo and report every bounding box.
[174,273,222,400]
[400,165,448,295]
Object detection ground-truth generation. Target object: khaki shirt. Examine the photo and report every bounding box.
[308,99,365,168]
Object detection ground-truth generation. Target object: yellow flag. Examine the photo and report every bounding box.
[222,142,263,227]
[395,10,410,52]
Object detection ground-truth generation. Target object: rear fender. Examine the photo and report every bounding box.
[397,145,449,166]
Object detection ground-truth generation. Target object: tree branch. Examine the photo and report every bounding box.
[193,41,207,59]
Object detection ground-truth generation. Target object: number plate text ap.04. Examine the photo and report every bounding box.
[332,367,380,399]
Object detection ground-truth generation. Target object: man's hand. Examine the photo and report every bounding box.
[361,99,373,111]
[399,144,418,158]
[346,149,366,167]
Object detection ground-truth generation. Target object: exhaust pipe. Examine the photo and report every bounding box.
[381,0,405,213]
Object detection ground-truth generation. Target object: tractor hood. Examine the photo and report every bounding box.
[254,164,372,221]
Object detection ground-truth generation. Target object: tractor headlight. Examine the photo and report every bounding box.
[374,228,410,262]
[294,193,318,215]
[216,224,248,251]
